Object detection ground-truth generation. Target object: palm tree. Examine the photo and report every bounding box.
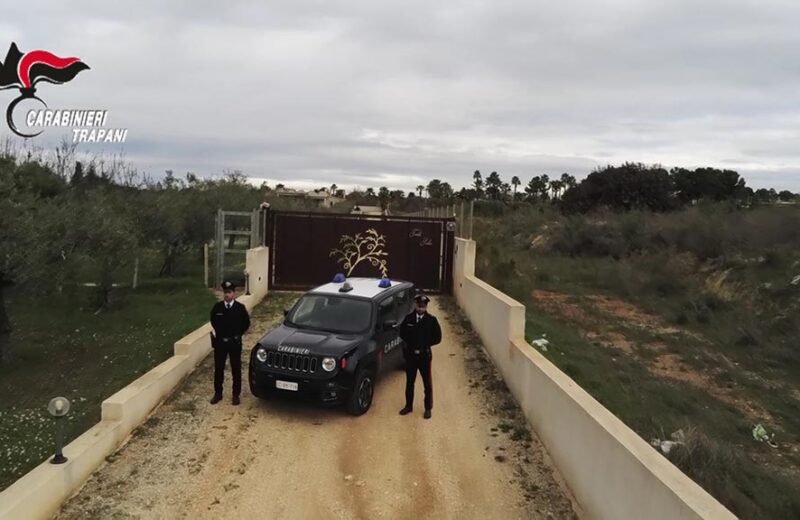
[473,170,484,198]
[485,171,502,200]
[501,182,511,200]
[550,179,564,200]
[560,173,576,192]
[417,185,425,197]
[511,176,521,200]
[525,177,540,202]
[540,174,550,200]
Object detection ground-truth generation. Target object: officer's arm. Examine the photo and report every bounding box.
[241,306,251,335]
[209,304,218,332]
[430,317,442,346]
[399,314,411,343]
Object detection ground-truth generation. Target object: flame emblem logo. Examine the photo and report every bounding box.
[0,42,89,137]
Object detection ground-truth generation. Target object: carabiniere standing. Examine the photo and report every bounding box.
[210,280,251,406]
[398,294,442,419]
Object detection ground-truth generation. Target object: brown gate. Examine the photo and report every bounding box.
[267,211,455,293]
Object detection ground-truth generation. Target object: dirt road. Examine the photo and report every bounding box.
[58,296,577,520]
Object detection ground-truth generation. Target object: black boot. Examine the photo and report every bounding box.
[232,396,241,406]
[424,409,432,419]
[210,394,223,405]
[399,406,413,415]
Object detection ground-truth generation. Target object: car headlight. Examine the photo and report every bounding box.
[256,347,268,362]
[322,357,336,372]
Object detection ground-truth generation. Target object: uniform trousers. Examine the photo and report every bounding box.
[404,350,433,410]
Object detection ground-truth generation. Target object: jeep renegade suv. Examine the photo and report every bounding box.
[248,277,415,415]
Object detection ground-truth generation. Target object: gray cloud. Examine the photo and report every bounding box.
[2,0,799,191]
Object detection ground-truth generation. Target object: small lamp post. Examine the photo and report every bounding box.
[244,269,251,295]
[47,396,71,464]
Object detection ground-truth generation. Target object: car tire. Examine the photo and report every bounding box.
[250,377,269,400]
[346,368,375,416]
[249,354,269,400]
[249,376,267,400]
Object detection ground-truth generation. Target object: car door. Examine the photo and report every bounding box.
[388,288,413,364]
[395,287,413,322]
[375,295,401,371]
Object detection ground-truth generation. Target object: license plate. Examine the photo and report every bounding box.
[276,380,298,391]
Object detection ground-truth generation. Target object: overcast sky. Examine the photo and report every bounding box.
[3,0,800,191]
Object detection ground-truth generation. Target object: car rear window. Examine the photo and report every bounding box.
[286,295,372,334]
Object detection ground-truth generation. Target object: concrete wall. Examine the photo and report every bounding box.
[451,238,735,520]
[245,246,269,302]
[0,248,269,520]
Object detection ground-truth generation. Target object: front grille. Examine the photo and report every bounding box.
[265,351,318,374]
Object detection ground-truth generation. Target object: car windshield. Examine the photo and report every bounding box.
[286,294,372,334]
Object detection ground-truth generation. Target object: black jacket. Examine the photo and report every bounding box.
[210,300,251,342]
[399,311,442,352]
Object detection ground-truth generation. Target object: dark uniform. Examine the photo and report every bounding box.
[210,281,251,405]
[399,295,442,418]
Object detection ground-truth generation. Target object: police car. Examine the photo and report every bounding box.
[248,275,415,415]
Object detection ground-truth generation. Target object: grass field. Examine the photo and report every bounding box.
[0,271,215,491]
[472,203,800,519]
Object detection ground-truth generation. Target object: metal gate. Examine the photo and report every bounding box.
[213,208,268,288]
[267,211,455,293]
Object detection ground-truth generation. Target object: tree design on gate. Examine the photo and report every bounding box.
[329,228,389,277]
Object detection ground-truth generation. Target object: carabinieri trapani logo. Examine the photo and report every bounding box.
[0,42,127,143]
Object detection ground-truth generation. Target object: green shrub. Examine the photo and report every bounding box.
[549,217,626,258]
[618,211,648,253]
[640,253,691,297]
[474,200,507,217]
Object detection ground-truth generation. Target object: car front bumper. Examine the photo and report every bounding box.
[249,364,352,404]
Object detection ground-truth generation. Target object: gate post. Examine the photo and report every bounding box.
[459,202,464,238]
[263,205,272,247]
[215,209,224,288]
[250,210,258,249]
[468,200,474,239]
[261,205,270,246]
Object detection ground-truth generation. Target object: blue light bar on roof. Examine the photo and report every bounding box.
[378,277,391,288]
[333,273,346,283]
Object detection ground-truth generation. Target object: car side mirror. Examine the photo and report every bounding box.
[383,319,397,331]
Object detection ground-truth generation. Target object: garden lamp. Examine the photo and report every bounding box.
[47,396,71,464]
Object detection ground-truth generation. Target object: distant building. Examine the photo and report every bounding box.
[351,205,388,216]
[272,187,343,208]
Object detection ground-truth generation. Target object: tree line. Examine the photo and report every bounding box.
[0,149,266,363]
[347,164,797,213]
[3,149,797,362]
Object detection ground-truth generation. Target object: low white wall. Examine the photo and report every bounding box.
[452,238,735,520]
[0,421,122,520]
[245,247,269,302]
[0,247,269,520]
